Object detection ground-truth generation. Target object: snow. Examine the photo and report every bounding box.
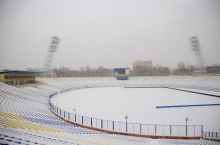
[51,87,220,132]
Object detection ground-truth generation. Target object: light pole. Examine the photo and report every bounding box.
[74,108,76,122]
[125,115,128,132]
[185,117,189,136]
[56,103,58,113]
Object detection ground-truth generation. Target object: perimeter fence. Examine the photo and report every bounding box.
[48,89,203,138]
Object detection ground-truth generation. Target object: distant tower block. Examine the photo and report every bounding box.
[189,36,207,75]
[42,36,60,78]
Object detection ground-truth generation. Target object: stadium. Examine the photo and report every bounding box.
[0,73,220,145]
[1,0,220,145]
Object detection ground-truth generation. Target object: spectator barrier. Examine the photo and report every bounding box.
[48,88,204,139]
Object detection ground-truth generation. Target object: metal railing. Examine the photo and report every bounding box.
[48,89,203,137]
[203,131,220,141]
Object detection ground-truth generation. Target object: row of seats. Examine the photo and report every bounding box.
[42,76,220,92]
[158,139,219,145]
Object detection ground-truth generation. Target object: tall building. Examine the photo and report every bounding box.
[132,60,152,69]
[132,60,153,76]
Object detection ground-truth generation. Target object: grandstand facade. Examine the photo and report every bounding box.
[0,70,36,85]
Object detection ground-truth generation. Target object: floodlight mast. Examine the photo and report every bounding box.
[189,36,206,75]
[41,36,60,78]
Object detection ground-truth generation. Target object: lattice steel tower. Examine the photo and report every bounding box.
[189,36,206,74]
[42,36,60,77]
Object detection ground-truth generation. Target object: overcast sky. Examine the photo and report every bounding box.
[0,0,220,70]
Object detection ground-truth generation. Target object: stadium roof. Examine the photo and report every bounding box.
[0,70,41,75]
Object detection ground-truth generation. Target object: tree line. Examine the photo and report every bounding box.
[24,62,220,77]
[53,63,220,77]
[54,66,114,77]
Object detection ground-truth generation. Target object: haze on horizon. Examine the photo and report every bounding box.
[0,0,220,70]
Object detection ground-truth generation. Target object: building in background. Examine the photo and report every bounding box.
[132,60,153,76]
[0,70,37,85]
[114,68,130,80]
[132,60,153,69]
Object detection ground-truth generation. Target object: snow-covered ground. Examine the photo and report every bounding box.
[52,87,220,132]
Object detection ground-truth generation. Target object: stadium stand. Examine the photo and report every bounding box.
[158,139,220,145]
[0,76,220,144]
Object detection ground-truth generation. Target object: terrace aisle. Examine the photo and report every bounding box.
[148,139,159,145]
